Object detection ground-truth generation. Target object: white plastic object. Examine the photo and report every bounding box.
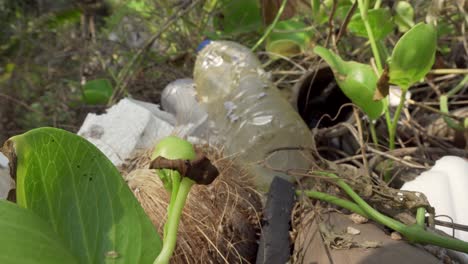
[78,98,175,166]
[401,156,468,242]
[161,78,209,138]
[194,40,314,189]
[0,152,13,199]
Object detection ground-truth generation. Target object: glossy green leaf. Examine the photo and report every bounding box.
[82,78,113,105]
[3,127,162,264]
[394,1,414,32]
[348,8,394,40]
[388,23,437,90]
[266,19,312,58]
[0,200,78,264]
[314,46,384,119]
[216,0,262,35]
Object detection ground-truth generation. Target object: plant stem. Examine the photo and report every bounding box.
[297,190,370,218]
[154,178,195,264]
[251,0,288,51]
[447,75,468,97]
[315,171,405,231]
[416,207,426,227]
[369,121,379,146]
[388,90,407,150]
[440,76,468,130]
[164,171,181,242]
[357,0,383,72]
[373,0,382,9]
[429,68,468,75]
[440,95,465,131]
[307,171,468,253]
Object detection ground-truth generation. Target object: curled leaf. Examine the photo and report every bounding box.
[314,46,384,119]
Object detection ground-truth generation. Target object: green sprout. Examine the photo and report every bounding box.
[150,136,219,264]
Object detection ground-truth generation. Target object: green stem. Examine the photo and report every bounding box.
[389,90,407,150]
[357,0,383,72]
[440,95,465,131]
[309,171,468,253]
[369,121,379,146]
[297,190,370,218]
[251,0,288,51]
[440,75,468,131]
[373,0,382,9]
[163,171,181,242]
[416,207,426,227]
[315,171,405,231]
[154,178,195,264]
[447,75,468,97]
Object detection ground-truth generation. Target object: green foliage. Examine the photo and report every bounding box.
[82,78,114,105]
[266,18,312,57]
[394,1,415,32]
[44,8,82,30]
[0,200,78,264]
[216,0,262,35]
[2,127,162,263]
[388,23,437,90]
[313,46,384,120]
[348,9,394,40]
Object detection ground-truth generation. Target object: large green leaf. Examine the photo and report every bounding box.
[0,200,78,264]
[2,127,161,264]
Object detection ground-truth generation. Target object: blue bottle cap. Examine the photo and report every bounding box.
[196,39,212,52]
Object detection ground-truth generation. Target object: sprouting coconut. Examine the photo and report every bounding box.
[120,143,262,263]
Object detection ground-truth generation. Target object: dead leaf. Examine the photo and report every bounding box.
[373,66,390,101]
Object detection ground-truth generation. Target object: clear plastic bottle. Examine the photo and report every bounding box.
[194,40,314,190]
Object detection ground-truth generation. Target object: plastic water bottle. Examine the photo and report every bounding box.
[194,40,314,190]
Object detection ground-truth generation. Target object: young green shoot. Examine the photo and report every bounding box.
[150,136,219,264]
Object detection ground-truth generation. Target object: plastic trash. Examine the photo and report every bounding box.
[161,78,209,138]
[194,40,314,189]
[78,98,175,166]
[0,152,13,199]
[401,156,468,243]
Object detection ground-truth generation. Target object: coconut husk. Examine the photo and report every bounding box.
[121,145,262,263]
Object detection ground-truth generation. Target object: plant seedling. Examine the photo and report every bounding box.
[149,136,219,264]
